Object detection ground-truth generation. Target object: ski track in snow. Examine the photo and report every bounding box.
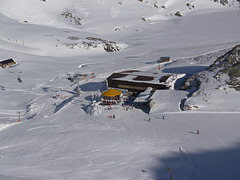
[0,122,18,132]
[179,145,196,180]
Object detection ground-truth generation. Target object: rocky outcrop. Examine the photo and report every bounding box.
[213,0,240,6]
[209,45,240,90]
[64,36,121,52]
[61,11,83,26]
[181,45,240,91]
[213,0,229,6]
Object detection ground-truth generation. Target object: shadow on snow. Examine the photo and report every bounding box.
[146,143,240,180]
[162,66,208,110]
[80,82,106,92]
[162,65,208,90]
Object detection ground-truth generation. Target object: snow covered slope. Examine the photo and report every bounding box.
[0,0,240,180]
[181,45,240,112]
[0,0,239,57]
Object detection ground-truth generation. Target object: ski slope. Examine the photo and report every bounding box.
[0,0,240,179]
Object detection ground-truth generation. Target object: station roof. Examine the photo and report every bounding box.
[107,70,171,85]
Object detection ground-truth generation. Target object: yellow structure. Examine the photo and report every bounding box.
[101,89,122,105]
[102,89,121,97]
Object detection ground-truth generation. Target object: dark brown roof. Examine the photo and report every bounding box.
[108,70,162,83]
[107,73,127,80]
[121,70,140,73]
[157,57,170,63]
[159,75,171,82]
[107,70,172,92]
[160,57,170,61]
[133,76,154,81]
[0,58,15,65]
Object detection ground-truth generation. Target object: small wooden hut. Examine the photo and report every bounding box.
[0,59,16,68]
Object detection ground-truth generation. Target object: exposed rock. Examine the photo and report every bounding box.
[183,104,192,111]
[154,3,159,8]
[175,11,183,17]
[186,3,195,9]
[208,45,240,90]
[183,45,240,91]
[86,37,121,52]
[68,36,80,41]
[65,36,121,52]
[228,63,240,77]
[214,0,229,6]
[180,44,240,112]
[180,75,202,90]
[61,11,83,26]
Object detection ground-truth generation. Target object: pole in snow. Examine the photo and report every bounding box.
[77,75,81,96]
[91,91,94,102]
[17,111,21,122]
[167,168,172,180]
[157,56,161,70]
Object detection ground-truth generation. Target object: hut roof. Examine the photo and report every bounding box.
[157,57,170,63]
[0,58,15,65]
[102,89,121,97]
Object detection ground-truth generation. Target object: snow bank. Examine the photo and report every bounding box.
[86,103,101,115]
[150,90,188,113]
[0,123,18,132]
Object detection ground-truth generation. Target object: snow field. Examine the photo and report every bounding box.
[2,99,240,180]
[0,0,240,179]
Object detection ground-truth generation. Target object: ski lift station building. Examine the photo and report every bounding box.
[106,70,172,93]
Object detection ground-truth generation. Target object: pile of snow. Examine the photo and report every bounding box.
[86,103,101,115]
[150,89,188,113]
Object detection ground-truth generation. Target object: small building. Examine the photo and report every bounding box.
[101,89,122,105]
[157,57,170,63]
[0,59,16,68]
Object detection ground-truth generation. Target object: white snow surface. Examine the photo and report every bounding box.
[1,0,240,179]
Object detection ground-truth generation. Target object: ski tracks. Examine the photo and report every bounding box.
[178,145,196,180]
[0,122,19,132]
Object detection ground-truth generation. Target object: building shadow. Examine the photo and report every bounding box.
[162,66,208,75]
[147,143,240,180]
[162,66,208,90]
[54,95,75,113]
[80,82,106,92]
[84,95,93,102]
